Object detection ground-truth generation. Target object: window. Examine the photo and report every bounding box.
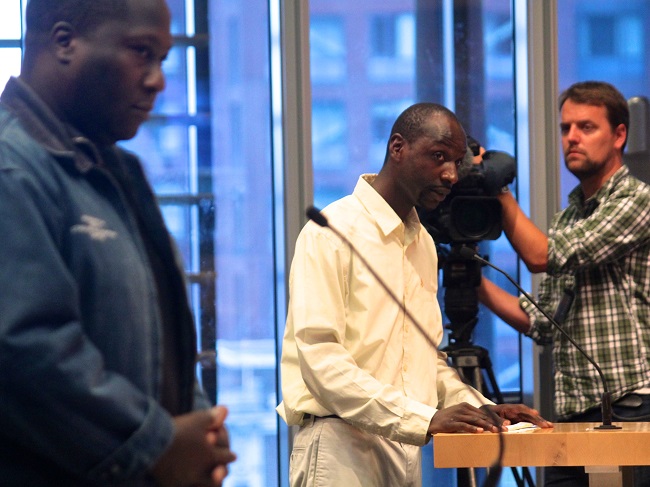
[369,99,412,170]
[368,13,415,81]
[311,100,348,171]
[577,12,644,81]
[310,16,347,83]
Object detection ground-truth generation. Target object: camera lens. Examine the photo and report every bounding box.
[450,197,502,241]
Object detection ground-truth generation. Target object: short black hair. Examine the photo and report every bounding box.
[390,102,460,143]
[559,81,629,147]
[25,0,129,36]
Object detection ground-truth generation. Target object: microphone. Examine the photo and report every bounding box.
[459,246,621,430]
[306,206,328,227]
[306,206,506,486]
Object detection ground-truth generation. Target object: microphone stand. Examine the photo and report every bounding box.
[306,206,506,487]
[460,246,621,430]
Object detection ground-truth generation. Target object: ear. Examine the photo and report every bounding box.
[614,123,627,151]
[50,22,77,64]
[388,133,406,160]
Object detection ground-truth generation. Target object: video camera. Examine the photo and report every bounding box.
[418,138,516,345]
[419,138,516,244]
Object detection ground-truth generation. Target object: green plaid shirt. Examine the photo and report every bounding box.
[520,166,650,419]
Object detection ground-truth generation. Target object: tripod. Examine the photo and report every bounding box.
[441,245,535,487]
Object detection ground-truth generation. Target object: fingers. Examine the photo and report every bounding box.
[488,404,554,428]
[430,403,507,434]
[207,406,237,467]
[446,415,490,433]
[521,413,553,428]
[517,406,553,426]
[457,404,507,432]
[208,405,229,429]
[206,406,233,448]
[212,464,229,486]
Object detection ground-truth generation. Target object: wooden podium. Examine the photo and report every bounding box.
[433,422,650,486]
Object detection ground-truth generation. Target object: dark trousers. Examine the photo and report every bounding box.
[544,394,650,487]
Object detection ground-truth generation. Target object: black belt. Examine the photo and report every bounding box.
[304,413,340,420]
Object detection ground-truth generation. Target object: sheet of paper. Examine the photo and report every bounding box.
[504,421,538,433]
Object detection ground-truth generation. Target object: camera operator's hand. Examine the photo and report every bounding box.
[471,145,486,164]
[481,150,516,195]
[467,144,515,194]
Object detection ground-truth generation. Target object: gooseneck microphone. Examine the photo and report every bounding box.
[306,206,506,487]
[459,246,621,430]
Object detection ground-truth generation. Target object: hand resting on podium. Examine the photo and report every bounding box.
[428,402,553,435]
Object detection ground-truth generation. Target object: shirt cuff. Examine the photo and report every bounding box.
[398,399,437,446]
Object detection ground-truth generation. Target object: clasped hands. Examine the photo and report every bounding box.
[152,405,237,487]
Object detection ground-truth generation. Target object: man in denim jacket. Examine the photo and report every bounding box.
[0,0,235,485]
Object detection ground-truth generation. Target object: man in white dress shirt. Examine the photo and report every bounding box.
[277,102,552,487]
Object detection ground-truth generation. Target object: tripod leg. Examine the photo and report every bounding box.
[484,364,504,403]
[510,466,525,487]
[457,467,479,487]
[522,466,536,486]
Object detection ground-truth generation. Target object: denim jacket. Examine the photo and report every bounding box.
[0,77,211,485]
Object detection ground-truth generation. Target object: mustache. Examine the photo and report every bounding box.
[429,183,453,193]
[565,145,585,156]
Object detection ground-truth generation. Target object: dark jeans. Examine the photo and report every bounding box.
[544,394,650,487]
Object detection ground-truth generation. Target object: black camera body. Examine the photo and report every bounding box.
[418,146,516,345]
[419,149,516,244]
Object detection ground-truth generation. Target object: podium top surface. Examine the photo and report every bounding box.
[433,422,650,468]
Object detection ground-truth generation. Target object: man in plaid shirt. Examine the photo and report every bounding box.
[478,81,650,486]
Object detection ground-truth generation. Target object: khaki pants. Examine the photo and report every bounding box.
[290,416,422,487]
